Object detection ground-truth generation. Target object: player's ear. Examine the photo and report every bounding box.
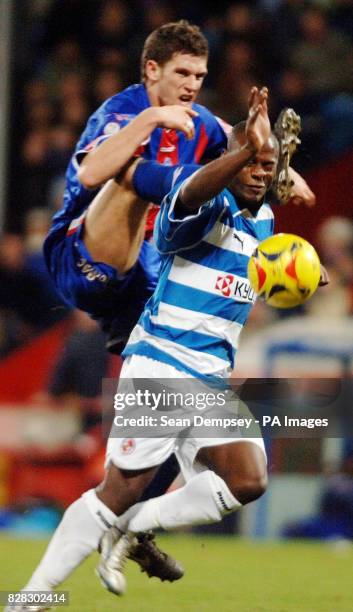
[145,59,162,83]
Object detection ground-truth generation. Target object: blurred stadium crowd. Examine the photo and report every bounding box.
[0,0,352,537]
[8,0,353,224]
[1,0,353,357]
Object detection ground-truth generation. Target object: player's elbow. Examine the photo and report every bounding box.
[178,188,196,210]
[77,164,102,190]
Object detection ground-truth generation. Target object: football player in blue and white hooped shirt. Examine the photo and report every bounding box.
[93,87,277,584]
[122,91,277,384]
[13,88,316,605]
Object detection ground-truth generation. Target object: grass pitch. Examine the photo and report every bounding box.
[1,534,352,611]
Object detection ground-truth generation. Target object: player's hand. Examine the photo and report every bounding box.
[154,105,199,140]
[245,86,271,153]
[285,167,316,207]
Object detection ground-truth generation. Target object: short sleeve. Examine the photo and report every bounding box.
[73,111,133,169]
[155,177,225,254]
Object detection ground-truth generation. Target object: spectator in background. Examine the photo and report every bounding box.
[40,0,99,53]
[24,208,51,254]
[23,207,67,312]
[269,0,306,65]
[289,6,353,96]
[0,234,51,343]
[307,216,353,318]
[46,126,77,181]
[94,47,127,77]
[124,0,177,83]
[213,39,261,124]
[12,0,353,237]
[221,2,269,63]
[92,69,124,106]
[46,311,112,438]
[95,0,132,51]
[40,39,89,101]
[16,129,50,225]
[293,6,353,158]
[331,0,353,40]
[23,79,50,111]
[283,454,353,540]
[18,125,77,229]
[272,68,325,169]
[60,100,90,134]
[91,0,133,80]
[317,216,353,279]
[0,229,68,356]
[57,73,86,106]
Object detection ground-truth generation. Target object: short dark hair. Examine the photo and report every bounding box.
[227,121,247,149]
[228,121,279,152]
[141,20,208,80]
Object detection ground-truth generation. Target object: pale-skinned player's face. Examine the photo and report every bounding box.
[146,53,208,107]
[228,132,278,205]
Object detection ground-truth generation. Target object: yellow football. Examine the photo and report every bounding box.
[248,233,321,308]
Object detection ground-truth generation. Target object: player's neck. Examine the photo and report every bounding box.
[145,82,162,107]
[234,195,263,217]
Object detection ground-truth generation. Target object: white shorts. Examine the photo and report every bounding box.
[106,354,266,481]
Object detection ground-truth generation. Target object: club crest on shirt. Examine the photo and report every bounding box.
[104,122,121,135]
[121,438,136,454]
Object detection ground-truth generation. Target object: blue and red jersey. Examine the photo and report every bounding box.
[46,83,229,245]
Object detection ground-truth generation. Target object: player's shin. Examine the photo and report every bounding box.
[23,489,119,591]
[128,470,241,533]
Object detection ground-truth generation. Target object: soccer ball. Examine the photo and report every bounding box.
[247,233,321,308]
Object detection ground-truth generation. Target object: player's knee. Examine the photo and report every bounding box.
[96,470,141,515]
[96,482,128,516]
[228,473,268,506]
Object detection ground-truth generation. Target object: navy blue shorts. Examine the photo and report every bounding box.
[44,219,160,348]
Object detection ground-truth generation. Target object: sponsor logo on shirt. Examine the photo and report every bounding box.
[215,273,255,302]
[215,273,235,297]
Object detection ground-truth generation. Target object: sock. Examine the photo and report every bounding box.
[128,470,241,533]
[24,489,119,590]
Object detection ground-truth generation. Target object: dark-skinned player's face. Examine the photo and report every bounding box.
[228,131,278,205]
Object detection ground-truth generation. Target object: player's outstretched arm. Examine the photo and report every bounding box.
[286,167,316,207]
[270,167,316,207]
[179,87,271,210]
[78,105,198,189]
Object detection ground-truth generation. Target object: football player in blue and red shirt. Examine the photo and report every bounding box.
[44,21,230,353]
